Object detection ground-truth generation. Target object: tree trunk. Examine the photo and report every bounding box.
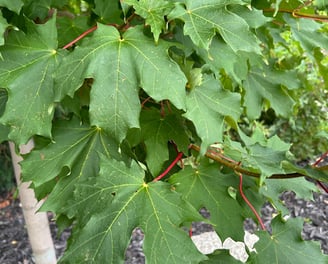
[9,141,57,264]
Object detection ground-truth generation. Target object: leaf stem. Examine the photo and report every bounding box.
[313,151,328,167]
[153,152,184,182]
[237,171,266,231]
[62,25,98,49]
[317,180,328,193]
[313,151,328,193]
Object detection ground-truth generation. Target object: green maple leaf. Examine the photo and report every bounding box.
[314,48,328,87]
[55,24,187,143]
[0,16,60,144]
[184,75,241,151]
[0,14,9,46]
[56,15,90,48]
[238,129,291,179]
[169,161,245,241]
[284,15,328,57]
[22,0,53,20]
[93,0,124,24]
[124,0,174,42]
[243,66,300,119]
[21,118,123,217]
[249,216,328,264]
[197,38,249,83]
[0,0,23,13]
[140,108,189,176]
[59,156,207,263]
[242,143,287,178]
[282,161,328,182]
[0,88,9,142]
[260,177,318,215]
[168,0,261,52]
[228,5,271,29]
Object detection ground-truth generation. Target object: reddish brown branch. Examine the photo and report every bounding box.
[262,8,328,22]
[189,144,326,179]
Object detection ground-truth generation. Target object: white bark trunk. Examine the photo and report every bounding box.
[9,141,57,264]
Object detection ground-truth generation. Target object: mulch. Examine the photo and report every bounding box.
[1,185,328,263]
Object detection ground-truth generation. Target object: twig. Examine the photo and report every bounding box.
[189,144,326,179]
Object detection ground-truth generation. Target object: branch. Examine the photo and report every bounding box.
[189,144,326,179]
[262,8,328,22]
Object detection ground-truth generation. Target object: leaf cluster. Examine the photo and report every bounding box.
[0,0,328,263]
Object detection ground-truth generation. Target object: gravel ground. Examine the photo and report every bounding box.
[1,186,328,263]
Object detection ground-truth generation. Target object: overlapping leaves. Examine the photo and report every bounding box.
[0,0,23,14]
[140,108,189,176]
[59,156,207,264]
[55,24,187,143]
[168,0,261,52]
[184,75,241,151]
[243,66,300,119]
[21,118,123,217]
[0,0,328,263]
[169,161,245,241]
[124,0,174,42]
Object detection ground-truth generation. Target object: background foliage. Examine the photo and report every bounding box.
[0,0,328,263]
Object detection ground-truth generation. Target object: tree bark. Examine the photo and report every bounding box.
[9,141,57,264]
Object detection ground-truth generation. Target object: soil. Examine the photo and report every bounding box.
[1,185,328,263]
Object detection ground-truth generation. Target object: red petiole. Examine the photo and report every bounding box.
[62,25,98,49]
[313,151,328,193]
[153,152,184,182]
[237,171,266,231]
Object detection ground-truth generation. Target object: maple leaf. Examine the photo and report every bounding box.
[197,38,249,84]
[237,129,292,179]
[260,177,318,215]
[249,216,328,264]
[124,0,174,42]
[59,156,207,264]
[56,16,90,48]
[169,161,245,241]
[55,24,187,143]
[140,108,189,176]
[93,0,124,24]
[21,118,123,217]
[0,88,9,142]
[168,0,261,52]
[0,0,23,14]
[0,14,9,46]
[0,16,60,144]
[184,75,241,151]
[243,66,300,119]
[284,15,328,57]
